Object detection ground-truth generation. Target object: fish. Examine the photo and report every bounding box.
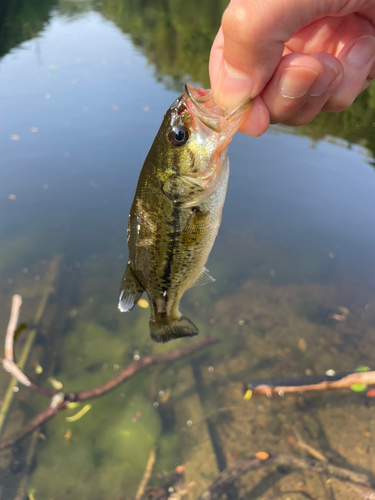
[118,84,251,342]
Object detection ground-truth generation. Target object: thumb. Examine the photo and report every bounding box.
[211,0,370,110]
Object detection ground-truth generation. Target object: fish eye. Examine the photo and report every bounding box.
[169,125,189,147]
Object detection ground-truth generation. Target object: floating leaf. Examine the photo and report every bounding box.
[66,404,92,422]
[48,377,63,390]
[244,389,252,401]
[67,402,80,409]
[137,299,149,308]
[350,384,367,392]
[355,366,370,372]
[35,364,43,375]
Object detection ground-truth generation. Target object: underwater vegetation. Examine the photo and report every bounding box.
[27,304,183,499]
[29,393,162,499]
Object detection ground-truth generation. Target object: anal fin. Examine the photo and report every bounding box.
[118,264,144,312]
[192,266,215,287]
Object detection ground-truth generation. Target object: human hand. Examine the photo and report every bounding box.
[209,0,375,136]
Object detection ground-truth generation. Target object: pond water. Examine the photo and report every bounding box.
[1,1,375,499]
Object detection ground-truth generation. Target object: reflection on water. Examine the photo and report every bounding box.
[0,0,54,58]
[101,0,227,89]
[298,85,375,162]
[0,1,375,499]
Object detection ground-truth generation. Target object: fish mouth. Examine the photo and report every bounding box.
[184,83,251,132]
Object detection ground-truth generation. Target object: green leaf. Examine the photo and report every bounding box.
[355,366,370,372]
[350,384,368,392]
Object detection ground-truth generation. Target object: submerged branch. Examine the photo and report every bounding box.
[244,369,375,397]
[2,294,56,397]
[196,453,375,500]
[0,294,218,451]
[0,406,58,451]
[135,446,157,500]
[293,424,327,462]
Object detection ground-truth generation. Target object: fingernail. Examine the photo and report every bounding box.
[279,67,319,99]
[347,35,375,68]
[214,59,253,110]
[310,61,338,97]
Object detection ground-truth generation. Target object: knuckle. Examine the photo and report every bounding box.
[285,114,315,127]
[323,95,354,113]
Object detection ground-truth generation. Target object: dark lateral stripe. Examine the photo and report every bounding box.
[160,206,180,303]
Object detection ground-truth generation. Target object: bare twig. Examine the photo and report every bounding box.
[5,294,22,358]
[196,453,375,500]
[135,446,157,500]
[2,294,31,387]
[348,484,375,499]
[0,405,59,451]
[244,370,375,397]
[293,424,327,462]
[0,334,218,451]
[2,294,56,397]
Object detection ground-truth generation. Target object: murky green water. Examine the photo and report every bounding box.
[1,1,375,499]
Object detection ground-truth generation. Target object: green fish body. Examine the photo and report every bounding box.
[119,84,250,342]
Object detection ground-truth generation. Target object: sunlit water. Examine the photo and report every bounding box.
[1,3,375,500]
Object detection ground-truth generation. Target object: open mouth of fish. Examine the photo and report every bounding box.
[184,83,251,133]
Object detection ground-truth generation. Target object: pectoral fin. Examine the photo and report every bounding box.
[181,207,209,246]
[191,267,215,287]
[118,264,145,312]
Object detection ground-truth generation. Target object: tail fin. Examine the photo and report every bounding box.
[150,316,199,343]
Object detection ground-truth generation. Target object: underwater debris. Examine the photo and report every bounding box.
[298,338,307,352]
[65,404,92,422]
[35,364,43,375]
[135,446,157,500]
[138,299,149,308]
[159,388,171,403]
[332,313,346,321]
[48,377,63,390]
[338,306,350,315]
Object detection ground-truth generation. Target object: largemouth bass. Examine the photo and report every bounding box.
[118,84,250,342]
